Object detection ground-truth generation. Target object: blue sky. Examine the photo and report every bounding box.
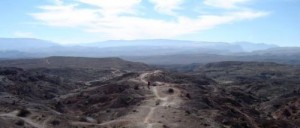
[0,0,299,46]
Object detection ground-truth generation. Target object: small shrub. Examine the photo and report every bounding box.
[156,100,160,106]
[283,109,291,117]
[17,109,31,117]
[185,110,191,115]
[168,88,174,94]
[79,117,87,122]
[11,100,16,105]
[15,120,24,126]
[163,124,169,128]
[186,93,191,99]
[51,120,60,126]
[134,85,139,90]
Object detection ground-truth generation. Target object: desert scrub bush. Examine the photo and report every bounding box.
[17,109,31,117]
[51,120,60,126]
[168,88,174,94]
[15,120,24,126]
[186,93,191,99]
[134,85,139,90]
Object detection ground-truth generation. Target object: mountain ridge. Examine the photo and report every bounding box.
[0,56,150,71]
[0,38,59,51]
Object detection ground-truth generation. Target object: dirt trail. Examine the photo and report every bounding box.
[140,71,182,128]
[71,70,183,128]
[152,87,168,106]
[0,71,182,128]
[143,107,156,124]
[0,111,43,128]
[139,72,150,84]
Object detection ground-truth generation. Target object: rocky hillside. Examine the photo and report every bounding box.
[0,67,75,101]
[0,56,150,71]
[0,58,299,128]
[174,61,300,127]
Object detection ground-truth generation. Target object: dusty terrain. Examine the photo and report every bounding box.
[0,57,299,128]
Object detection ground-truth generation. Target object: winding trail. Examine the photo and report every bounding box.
[140,71,181,128]
[0,111,43,128]
[0,70,184,128]
[152,86,169,106]
[143,107,156,124]
[71,70,183,128]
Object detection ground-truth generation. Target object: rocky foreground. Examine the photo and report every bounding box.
[0,57,299,128]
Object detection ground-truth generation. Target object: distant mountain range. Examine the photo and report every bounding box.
[1,38,300,65]
[83,39,277,53]
[0,38,58,51]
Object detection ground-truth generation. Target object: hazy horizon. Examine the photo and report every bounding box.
[0,37,286,47]
[1,0,299,46]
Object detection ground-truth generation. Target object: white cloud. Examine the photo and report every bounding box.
[85,10,268,39]
[76,0,141,16]
[30,0,268,40]
[149,0,184,15]
[204,0,250,9]
[54,0,63,5]
[31,4,99,27]
[14,31,34,38]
